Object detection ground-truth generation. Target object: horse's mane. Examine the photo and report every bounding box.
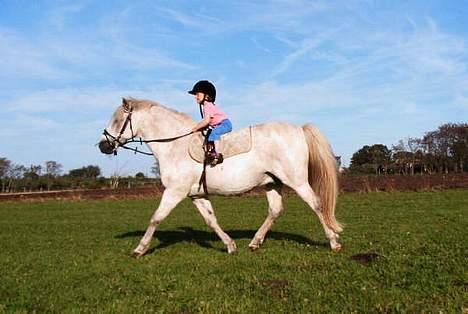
[127,98,194,123]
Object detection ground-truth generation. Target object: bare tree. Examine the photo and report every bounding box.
[110,172,120,189]
[0,157,12,192]
[392,137,424,175]
[45,161,63,191]
[23,165,43,192]
[45,161,63,177]
[6,164,25,193]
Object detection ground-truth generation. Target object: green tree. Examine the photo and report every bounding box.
[420,123,468,173]
[350,144,391,175]
[135,172,145,179]
[68,165,101,179]
[442,123,468,172]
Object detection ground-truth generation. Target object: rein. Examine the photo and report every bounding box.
[119,132,193,156]
[102,107,192,156]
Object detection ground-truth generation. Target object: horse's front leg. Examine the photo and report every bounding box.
[192,197,237,254]
[132,189,186,257]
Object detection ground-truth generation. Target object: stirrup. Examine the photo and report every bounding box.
[210,153,223,166]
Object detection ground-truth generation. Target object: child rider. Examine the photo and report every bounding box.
[189,80,232,165]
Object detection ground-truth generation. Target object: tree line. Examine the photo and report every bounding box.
[1,122,466,192]
[0,159,160,193]
[348,123,468,175]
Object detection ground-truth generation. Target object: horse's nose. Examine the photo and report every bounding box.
[99,140,114,154]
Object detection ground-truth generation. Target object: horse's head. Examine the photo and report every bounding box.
[99,98,137,155]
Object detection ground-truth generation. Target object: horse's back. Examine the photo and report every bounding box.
[251,121,307,150]
[250,122,310,184]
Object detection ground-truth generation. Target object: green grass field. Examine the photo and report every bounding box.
[0,190,467,313]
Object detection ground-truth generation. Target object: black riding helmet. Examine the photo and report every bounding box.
[188,80,216,102]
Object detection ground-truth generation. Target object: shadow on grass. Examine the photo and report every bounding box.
[115,227,328,253]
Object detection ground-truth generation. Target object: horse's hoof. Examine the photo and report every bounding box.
[248,238,264,251]
[227,241,237,254]
[248,244,260,251]
[131,250,145,258]
[132,243,150,258]
[331,244,342,252]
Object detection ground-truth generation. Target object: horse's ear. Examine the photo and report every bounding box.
[122,97,131,112]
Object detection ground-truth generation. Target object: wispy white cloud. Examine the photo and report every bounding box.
[250,36,272,54]
[0,4,196,86]
[111,42,196,71]
[1,113,61,136]
[271,27,343,77]
[95,8,197,71]
[228,0,332,33]
[0,28,70,80]
[154,7,223,29]
[47,2,86,31]
[4,84,196,115]
[6,88,121,113]
[455,93,468,109]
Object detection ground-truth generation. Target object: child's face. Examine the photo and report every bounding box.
[195,92,205,104]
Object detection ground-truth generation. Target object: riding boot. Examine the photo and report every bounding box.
[210,153,224,166]
[204,141,216,162]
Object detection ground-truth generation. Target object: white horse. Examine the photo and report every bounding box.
[99,98,343,257]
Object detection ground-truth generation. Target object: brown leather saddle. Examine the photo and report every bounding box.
[188,126,253,164]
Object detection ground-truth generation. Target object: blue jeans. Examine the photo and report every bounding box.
[208,119,232,141]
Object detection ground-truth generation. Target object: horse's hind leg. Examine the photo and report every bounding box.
[249,183,283,251]
[192,197,237,254]
[132,189,185,257]
[294,184,341,251]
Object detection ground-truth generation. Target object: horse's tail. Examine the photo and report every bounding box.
[302,124,343,233]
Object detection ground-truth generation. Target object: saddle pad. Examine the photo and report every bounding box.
[189,126,253,163]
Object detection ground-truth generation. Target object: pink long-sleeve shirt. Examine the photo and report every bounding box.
[202,102,228,126]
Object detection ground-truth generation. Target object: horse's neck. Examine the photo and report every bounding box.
[140,106,192,136]
[139,106,194,159]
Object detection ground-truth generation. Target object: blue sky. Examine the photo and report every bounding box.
[1,0,467,177]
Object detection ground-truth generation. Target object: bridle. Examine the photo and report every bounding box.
[102,106,193,156]
[103,106,138,155]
